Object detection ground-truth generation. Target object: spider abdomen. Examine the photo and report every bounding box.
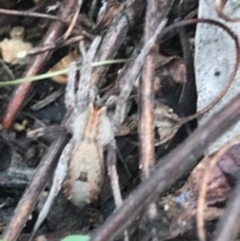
[63,140,104,207]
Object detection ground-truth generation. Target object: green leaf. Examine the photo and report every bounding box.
[61,234,90,241]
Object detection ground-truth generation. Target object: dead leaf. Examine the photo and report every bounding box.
[175,143,240,209]
[49,50,78,84]
[0,27,32,65]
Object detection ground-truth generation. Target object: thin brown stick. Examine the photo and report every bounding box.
[26,35,85,56]
[0,8,66,23]
[1,133,70,241]
[63,0,82,40]
[197,135,240,241]
[139,0,174,222]
[139,1,156,179]
[140,0,172,180]
[90,93,240,241]
[2,0,77,131]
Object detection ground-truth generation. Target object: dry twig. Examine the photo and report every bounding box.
[139,0,174,222]
[140,0,174,179]
[0,8,66,23]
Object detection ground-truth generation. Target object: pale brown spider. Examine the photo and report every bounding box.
[31,36,131,238]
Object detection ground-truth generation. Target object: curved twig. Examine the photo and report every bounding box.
[215,0,240,22]
[158,18,240,124]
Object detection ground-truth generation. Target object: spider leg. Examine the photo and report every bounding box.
[113,20,167,130]
[65,61,78,112]
[106,144,122,207]
[112,85,134,130]
[97,111,126,204]
[106,144,129,241]
[30,140,73,240]
[77,36,102,110]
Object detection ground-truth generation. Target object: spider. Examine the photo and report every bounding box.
[31,36,131,237]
